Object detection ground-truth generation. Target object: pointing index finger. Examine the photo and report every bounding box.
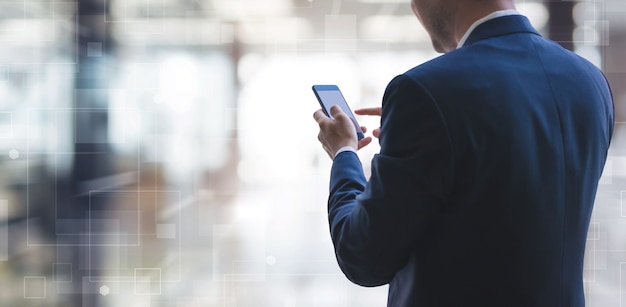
[354,107,382,116]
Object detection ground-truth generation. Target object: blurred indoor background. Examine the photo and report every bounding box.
[0,0,624,306]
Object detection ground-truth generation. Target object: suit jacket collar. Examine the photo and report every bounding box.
[463,15,541,47]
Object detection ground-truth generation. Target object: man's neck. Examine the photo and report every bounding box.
[451,1,516,48]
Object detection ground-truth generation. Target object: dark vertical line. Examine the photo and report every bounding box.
[67,0,115,306]
[225,22,242,187]
[547,0,576,51]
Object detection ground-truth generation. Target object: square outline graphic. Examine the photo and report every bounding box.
[24,107,141,247]
[84,190,183,284]
[88,190,142,247]
[23,276,46,299]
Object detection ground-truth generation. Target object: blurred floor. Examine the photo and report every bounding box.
[0,125,624,307]
[98,125,626,306]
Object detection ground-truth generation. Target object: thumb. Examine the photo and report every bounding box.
[330,105,345,119]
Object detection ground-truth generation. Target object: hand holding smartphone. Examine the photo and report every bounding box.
[312,85,365,140]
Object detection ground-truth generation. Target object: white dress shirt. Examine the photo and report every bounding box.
[457,10,519,49]
[334,146,356,159]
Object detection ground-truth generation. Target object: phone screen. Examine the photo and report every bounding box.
[312,85,364,140]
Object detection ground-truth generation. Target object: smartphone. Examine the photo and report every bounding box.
[312,85,365,140]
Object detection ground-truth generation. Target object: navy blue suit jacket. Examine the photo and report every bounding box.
[328,15,614,306]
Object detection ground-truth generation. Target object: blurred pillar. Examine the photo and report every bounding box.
[210,21,242,193]
[64,0,115,306]
[231,22,242,142]
[547,0,576,51]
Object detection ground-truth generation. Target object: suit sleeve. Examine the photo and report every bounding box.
[328,74,454,286]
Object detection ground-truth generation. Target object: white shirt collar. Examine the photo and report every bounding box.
[457,9,520,49]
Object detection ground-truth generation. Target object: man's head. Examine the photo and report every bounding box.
[410,0,457,53]
[410,0,516,53]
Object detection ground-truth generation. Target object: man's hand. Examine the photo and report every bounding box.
[314,105,373,159]
[354,107,382,138]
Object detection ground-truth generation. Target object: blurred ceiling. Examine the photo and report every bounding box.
[0,0,623,50]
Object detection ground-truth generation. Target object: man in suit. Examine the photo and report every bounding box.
[313,0,614,306]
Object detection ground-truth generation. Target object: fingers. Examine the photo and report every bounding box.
[355,107,381,138]
[329,105,346,119]
[314,105,360,158]
[357,136,373,150]
[360,126,381,139]
[313,109,328,124]
[373,128,381,138]
[354,107,382,116]
[317,131,333,159]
